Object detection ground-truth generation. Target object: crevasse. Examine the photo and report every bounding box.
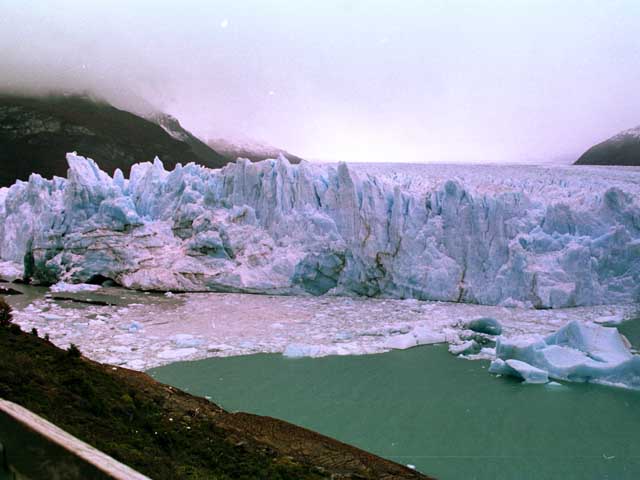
[0,153,638,308]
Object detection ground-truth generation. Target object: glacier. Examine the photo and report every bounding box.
[0,153,639,308]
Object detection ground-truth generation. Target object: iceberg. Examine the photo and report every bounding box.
[283,343,325,358]
[50,282,101,293]
[464,317,502,335]
[0,153,639,308]
[448,340,480,356]
[488,358,549,384]
[490,321,640,389]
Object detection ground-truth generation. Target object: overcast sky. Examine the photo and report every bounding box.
[1,0,639,163]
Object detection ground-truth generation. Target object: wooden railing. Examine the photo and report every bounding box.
[0,399,150,480]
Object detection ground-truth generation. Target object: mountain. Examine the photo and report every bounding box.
[0,93,229,187]
[208,137,304,164]
[575,126,640,166]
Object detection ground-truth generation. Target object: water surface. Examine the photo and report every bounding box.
[150,342,640,480]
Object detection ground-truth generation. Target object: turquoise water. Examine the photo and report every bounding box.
[150,326,640,480]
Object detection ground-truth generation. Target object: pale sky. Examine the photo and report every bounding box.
[1,0,639,163]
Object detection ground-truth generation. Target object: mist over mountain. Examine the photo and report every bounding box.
[0,93,230,187]
[207,137,303,164]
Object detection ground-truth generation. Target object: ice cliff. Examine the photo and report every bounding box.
[0,153,639,308]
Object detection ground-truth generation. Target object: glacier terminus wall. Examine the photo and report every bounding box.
[0,153,638,308]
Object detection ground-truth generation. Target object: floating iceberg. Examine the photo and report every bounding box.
[283,343,326,358]
[1,153,639,308]
[384,326,446,350]
[464,317,502,335]
[490,321,640,389]
[488,358,549,384]
[50,282,101,293]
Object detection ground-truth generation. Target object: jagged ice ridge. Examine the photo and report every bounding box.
[0,153,639,308]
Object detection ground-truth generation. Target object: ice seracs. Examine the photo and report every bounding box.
[490,321,640,390]
[0,153,639,308]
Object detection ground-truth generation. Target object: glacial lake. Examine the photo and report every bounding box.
[150,331,640,480]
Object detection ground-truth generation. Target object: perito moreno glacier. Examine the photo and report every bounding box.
[0,153,638,309]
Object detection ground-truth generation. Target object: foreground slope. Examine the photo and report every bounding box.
[0,94,228,187]
[575,126,640,166]
[0,155,639,308]
[0,320,428,479]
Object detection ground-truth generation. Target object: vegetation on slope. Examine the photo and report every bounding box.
[0,93,228,187]
[0,298,429,479]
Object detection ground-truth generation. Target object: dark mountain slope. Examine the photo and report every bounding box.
[575,126,640,166]
[0,94,228,187]
[0,306,430,480]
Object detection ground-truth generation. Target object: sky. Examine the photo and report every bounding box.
[1,0,639,163]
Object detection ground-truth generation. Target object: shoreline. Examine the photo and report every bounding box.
[0,321,430,479]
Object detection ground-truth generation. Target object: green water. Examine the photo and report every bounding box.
[151,324,640,480]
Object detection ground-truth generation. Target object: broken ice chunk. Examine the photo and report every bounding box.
[491,321,640,390]
[283,343,324,358]
[465,317,502,336]
[449,340,480,356]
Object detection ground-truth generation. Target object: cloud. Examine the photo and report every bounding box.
[1,0,639,163]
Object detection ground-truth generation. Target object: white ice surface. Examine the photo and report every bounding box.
[492,321,640,389]
[1,154,639,308]
[50,282,101,293]
[0,261,22,282]
[7,288,637,373]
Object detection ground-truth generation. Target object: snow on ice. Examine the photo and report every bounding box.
[0,153,639,308]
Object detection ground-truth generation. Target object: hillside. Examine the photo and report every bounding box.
[0,303,429,480]
[574,126,640,166]
[0,94,228,187]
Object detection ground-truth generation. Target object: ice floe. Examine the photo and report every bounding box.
[490,321,640,390]
[50,282,101,293]
[6,286,638,376]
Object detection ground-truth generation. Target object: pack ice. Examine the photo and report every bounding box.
[490,321,640,389]
[0,153,639,308]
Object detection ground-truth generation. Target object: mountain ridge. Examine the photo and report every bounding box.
[575,125,640,166]
[0,93,229,187]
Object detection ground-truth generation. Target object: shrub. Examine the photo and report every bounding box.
[31,327,39,337]
[67,343,81,358]
[0,297,12,326]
